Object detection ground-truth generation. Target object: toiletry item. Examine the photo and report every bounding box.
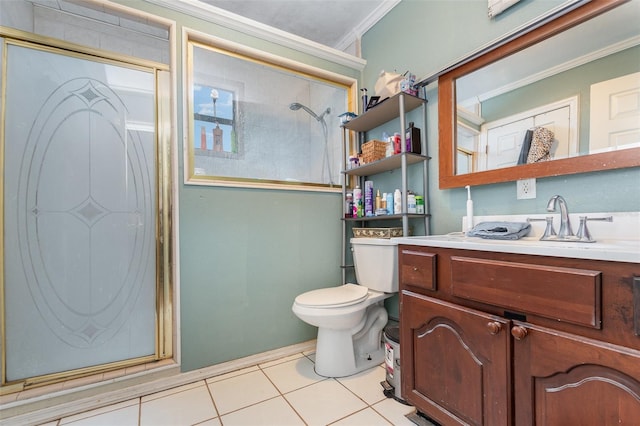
[375,189,382,211]
[381,193,387,212]
[415,195,425,214]
[386,192,394,215]
[345,193,353,218]
[465,185,474,233]
[385,140,394,157]
[364,181,374,217]
[394,189,402,214]
[361,88,368,113]
[353,186,363,218]
[405,122,422,154]
[407,192,416,213]
[393,133,402,154]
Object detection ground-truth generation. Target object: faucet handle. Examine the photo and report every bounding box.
[576,217,593,242]
[576,216,613,243]
[528,216,556,240]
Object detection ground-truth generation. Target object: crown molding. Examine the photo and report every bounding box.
[334,0,401,52]
[144,0,366,70]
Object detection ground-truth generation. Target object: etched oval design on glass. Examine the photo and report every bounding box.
[18,77,154,348]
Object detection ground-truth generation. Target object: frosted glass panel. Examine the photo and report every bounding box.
[3,43,157,380]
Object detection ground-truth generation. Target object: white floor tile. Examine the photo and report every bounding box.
[258,353,304,369]
[331,407,392,425]
[207,370,279,415]
[337,365,387,405]
[220,396,305,426]
[141,379,203,403]
[59,399,139,425]
[140,382,217,426]
[284,379,367,426]
[262,356,324,394]
[205,366,259,384]
[372,398,417,426]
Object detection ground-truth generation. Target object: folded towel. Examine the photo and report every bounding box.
[467,221,531,240]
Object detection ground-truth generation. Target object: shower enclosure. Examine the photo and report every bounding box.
[1,37,173,389]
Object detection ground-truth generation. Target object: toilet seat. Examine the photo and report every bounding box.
[294,284,368,308]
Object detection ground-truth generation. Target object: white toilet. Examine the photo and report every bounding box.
[292,238,398,377]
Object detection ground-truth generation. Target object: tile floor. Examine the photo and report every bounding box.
[37,351,419,426]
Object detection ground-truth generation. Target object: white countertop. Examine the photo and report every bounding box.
[394,212,640,263]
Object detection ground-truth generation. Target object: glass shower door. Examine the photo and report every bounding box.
[2,41,159,382]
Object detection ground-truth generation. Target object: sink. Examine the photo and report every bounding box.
[394,235,640,263]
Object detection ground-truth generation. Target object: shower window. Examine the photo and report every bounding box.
[194,85,239,156]
[185,34,356,191]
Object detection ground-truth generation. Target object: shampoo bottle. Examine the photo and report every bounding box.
[394,189,402,214]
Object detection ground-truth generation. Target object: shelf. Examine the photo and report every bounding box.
[343,213,429,222]
[343,152,429,176]
[343,92,425,132]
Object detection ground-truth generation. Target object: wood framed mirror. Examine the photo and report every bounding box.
[437,0,640,189]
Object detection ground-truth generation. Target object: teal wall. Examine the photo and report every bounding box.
[111,0,360,371]
[362,0,640,240]
[363,1,640,319]
[110,0,640,370]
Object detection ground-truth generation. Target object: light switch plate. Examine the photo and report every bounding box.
[517,178,536,199]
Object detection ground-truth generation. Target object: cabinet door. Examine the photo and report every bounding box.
[401,291,511,425]
[512,321,640,425]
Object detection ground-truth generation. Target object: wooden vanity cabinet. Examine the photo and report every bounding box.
[399,245,640,426]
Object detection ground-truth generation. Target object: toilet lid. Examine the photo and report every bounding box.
[295,284,368,308]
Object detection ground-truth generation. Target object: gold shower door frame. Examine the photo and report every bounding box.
[0,31,173,393]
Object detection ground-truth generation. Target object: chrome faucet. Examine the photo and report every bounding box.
[546,195,574,239]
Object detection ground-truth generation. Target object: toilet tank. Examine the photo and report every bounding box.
[350,238,398,293]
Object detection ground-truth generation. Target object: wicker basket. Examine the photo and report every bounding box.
[361,140,388,164]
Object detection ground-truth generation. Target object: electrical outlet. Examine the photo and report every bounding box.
[517,178,536,199]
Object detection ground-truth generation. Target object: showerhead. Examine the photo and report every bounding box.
[289,102,330,122]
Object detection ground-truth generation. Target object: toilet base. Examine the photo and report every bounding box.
[314,304,388,378]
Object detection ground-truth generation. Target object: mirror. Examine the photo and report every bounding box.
[438,1,640,189]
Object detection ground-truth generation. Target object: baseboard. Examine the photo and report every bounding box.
[0,340,316,426]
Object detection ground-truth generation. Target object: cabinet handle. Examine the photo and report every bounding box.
[413,267,418,271]
[511,325,528,340]
[486,321,503,335]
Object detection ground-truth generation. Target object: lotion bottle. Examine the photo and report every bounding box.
[394,189,402,214]
[465,185,474,233]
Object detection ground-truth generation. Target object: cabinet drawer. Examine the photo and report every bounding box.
[450,256,602,328]
[400,249,436,291]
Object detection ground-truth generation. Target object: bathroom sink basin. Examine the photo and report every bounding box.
[394,235,640,263]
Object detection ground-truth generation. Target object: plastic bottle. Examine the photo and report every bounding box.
[345,193,353,218]
[394,189,402,214]
[407,192,416,213]
[353,186,363,218]
[364,181,374,217]
[386,192,394,215]
[375,189,382,211]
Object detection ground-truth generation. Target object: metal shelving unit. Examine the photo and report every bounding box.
[340,92,430,284]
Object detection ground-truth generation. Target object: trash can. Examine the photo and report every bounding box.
[381,325,407,404]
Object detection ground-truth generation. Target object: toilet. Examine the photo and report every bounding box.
[292,238,398,377]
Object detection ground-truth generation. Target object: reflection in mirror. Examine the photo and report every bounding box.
[435,0,640,189]
[455,1,639,174]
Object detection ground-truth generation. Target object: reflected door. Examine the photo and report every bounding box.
[2,42,158,381]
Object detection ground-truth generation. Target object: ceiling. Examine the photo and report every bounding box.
[195,0,398,50]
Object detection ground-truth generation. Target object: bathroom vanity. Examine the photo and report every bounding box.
[395,226,640,425]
